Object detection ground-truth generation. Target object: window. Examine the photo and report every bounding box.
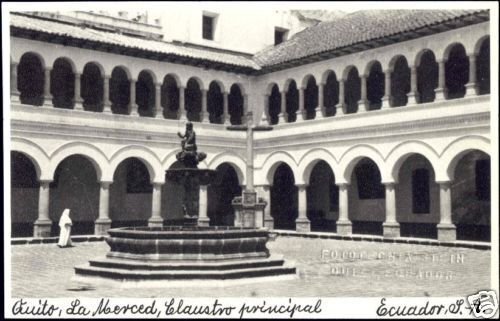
[475,159,490,201]
[412,168,430,213]
[202,15,215,40]
[274,28,288,45]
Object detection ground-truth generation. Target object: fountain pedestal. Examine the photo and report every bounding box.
[232,191,268,228]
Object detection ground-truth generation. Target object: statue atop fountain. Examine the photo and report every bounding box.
[176,121,206,168]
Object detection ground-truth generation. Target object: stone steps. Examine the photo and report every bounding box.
[74,262,296,281]
[88,257,286,271]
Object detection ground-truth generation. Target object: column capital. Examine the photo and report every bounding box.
[437,181,451,189]
[468,53,477,60]
[152,181,165,187]
[383,182,396,190]
[280,89,287,95]
[39,179,53,185]
[44,66,53,72]
[100,181,113,188]
[318,82,325,87]
[201,88,208,94]
[104,74,111,80]
[155,82,162,88]
[336,182,350,190]
[436,58,447,64]
[295,183,308,189]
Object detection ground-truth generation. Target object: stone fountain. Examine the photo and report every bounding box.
[73,122,296,287]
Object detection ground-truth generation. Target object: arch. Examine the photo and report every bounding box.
[228,83,244,125]
[184,76,205,91]
[110,145,163,183]
[298,148,339,185]
[18,52,45,106]
[301,74,316,88]
[444,43,469,99]
[208,163,243,226]
[260,151,298,185]
[48,142,108,182]
[136,68,157,85]
[185,77,202,122]
[51,57,76,109]
[389,55,410,107]
[161,74,180,119]
[162,149,182,172]
[339,144,387,184]
[81,62,104,112]
[208,152,246,185]
[209,79,225,94]
[341,65,358,80]
[163,73,181,87]
[386,141,440,183]
[440,136,490,182]
[321,69,337,85]
[476,36,490,95]
[265,82,280,96]
[282,78,296,92]
[344,66,360,114]
[307,160,338,232]
[285,80,299,122]
[11,137,49,180]
[267,83,281,125]
[271,162,297,230]
[416,49,438,103]
[136,70,156,117]
[443,42,469,61]
[207,80,224,124]
[229,82,246,96]
[304,75,318,120]
[323,70,339,116]
[110,66,131,114]
[366,60,384,110]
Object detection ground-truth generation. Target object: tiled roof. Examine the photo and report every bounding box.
[253,10,488,68]
[10,13,261,70]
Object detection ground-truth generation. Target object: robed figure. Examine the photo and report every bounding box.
[58,209,72,247]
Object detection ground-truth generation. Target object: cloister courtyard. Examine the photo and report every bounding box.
[10,236,491,298]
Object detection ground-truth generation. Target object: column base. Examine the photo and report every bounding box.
[154,111,164,119]
[95,219,112,235]
[295,112,305,122]
[74,100,84,111]
[465,83,478,97]
[264,218,274,230]
[179,113,187,121]
[335,105,344,116]
[43,97,53,107]
[295,218,310,233]
[34,220,52,237]
[437,223,456,242]
[198,217,210,227]
[278,113,287,124]
[407,93,419,105]
[383,222,400,238]
[357,100,369,112]
[314,107,324,119]
[434,88,447,101]
[11,93,21,103]
[148,217,164,228]
[381,97,391,109]
[336,220,352,235]
[102,104,112,113]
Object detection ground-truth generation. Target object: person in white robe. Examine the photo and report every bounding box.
[58,209,73,248]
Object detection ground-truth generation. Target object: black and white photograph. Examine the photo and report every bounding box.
[3,1,498,318]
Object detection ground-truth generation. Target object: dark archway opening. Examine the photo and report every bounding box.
[11,152,39,237]
[268,84,281,125]
[49,155,99,235]
[161,161,186,225]
[286,81,299,122]
[417,51,438,104]
[366,62,384,110]
[452,151,490,242]
[110,158,152,227]
[208,164,242,226]
[477,38,490,95]
[351,158,385,235]
[271,163,297,230]
[186,78,202,122]
[228,85,244,125]
[446,44,469,100]
[324,72,339,117]
[81,63,103,112]
[390,57,410,107]
[51,58,75,109]
[18,53,44,106]
[136,71,155,117]
[208,81,223,124]
[304,77,318,120]
[345,68,360,114]
[162,75,179,119]
[110,67,130,115]
[307,161,338,232]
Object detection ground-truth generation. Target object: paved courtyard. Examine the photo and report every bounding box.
[10,236,491,297]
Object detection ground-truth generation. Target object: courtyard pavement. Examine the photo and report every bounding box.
[10,236,491,297]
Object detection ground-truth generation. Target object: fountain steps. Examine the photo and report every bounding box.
[86,257,287,271]
[74,262,296,281]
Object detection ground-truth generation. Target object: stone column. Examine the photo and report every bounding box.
[73,72,84,110]
[178,86,186,120]
[11,61,21,103]
[437,182,456,241]
[129,79,138,116]
[241,94,248,124]
[296,87,305,121]
[336,183,352,235]
[103,75,112,113]
[256,185,273,229]
[95,181,112,235]
[154,82,162,118]
[316,83,325,119]
[435,59,447,101]
[200,89,208,122]
[262,94,270,125]
[295,184,311,232]
[336,79,345,116]
[465,54,478,96]
[34,180,52,237]
[43,67,53,107]
[383,183,400,237]
[148,183,164,227]
[381,69,392,108]
[198,185,210,226]
[223,91,230,125]
[278,90,287,123]
[358,74,369,112]
[407,65,419,105]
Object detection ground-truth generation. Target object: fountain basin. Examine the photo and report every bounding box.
[74,226,296,286]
